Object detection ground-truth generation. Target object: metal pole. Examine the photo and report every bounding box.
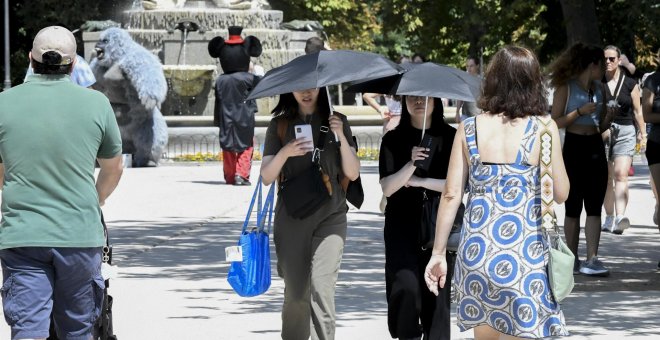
[3,0,11,90]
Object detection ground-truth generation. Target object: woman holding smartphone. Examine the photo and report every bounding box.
[549,43,613,277]
[379,95,456,340]
[260,87,359,340]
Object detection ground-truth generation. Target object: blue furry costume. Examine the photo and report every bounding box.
[90,28,168,167]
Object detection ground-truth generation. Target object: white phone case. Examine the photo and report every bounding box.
[294,124,313,142]
[294,124,314,160]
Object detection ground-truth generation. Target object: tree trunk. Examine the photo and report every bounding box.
[559,0,601,45]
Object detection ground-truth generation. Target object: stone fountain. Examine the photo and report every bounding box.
[83,0,317,116]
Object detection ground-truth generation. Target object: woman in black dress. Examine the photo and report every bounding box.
[379,95,456,340]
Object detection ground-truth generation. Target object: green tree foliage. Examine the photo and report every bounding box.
[378,0,548,67]
[597,0,660,71]
[269,0,380,51]
[1,0,130,87]
[270,0,659,71]
[3,0,659,89]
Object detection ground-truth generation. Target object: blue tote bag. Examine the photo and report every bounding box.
[227,177,275,297]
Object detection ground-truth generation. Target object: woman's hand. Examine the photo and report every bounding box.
[379,106,391,119]
[329,114,345,139]
[578,102,597,115]
[637,130,645,145]
[411,146,429,163]
[282,138,314,158]
[425,254,448,296]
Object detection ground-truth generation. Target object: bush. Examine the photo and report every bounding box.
[171,148,379,162]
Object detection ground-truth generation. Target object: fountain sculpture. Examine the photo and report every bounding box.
[83,0,317,116]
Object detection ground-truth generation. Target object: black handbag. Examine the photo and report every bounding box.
[420,190,465,251]
[47,215,118,340]
[341,136,364,209]
[344,176,364,208]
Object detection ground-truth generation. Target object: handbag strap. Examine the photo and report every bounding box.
[609,70,625,101]
[276,115,330,185]
[563,82,570,115]
[312,116,329,165]
[259,184,275,234]
[539,117,557,231]
[100,213,111,265]
[242,177,263,233]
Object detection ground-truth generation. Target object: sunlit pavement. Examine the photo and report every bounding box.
[0,156,658,339]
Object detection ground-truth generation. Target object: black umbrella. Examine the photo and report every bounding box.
[345,62,481,102]
[245,50,404,100]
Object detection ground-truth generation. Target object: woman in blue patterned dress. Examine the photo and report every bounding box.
[424,46,570,339]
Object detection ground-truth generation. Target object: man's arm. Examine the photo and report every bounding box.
[96,156,123,206]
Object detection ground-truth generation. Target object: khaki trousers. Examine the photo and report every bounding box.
[274,200,347,340]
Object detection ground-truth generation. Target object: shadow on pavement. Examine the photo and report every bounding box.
[105,207,390,318]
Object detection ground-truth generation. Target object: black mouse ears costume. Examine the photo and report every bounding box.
[208,26,262,73]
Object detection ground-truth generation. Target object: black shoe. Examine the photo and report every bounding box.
[234,175,251,186]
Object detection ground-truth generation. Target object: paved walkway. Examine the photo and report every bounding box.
[1,159,659,339]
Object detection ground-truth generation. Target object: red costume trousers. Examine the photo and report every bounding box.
[223,146,253,184]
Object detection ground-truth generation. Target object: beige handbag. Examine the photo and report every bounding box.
[539,117,575,303]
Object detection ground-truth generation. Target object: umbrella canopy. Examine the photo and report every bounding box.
[245,50,404,100]
[345,62,481,102]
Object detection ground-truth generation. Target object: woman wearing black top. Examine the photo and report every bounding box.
[642,49,660,229]
[601,45,645,235]
[379,95,456,340]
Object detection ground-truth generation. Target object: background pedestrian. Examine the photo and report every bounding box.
[601,45,645,234]
[454,55,482,123]
[549,42,613,276]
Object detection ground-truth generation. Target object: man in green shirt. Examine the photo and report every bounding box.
[0,26,123,340]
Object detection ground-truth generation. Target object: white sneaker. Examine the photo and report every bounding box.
[601,215,614,232]
[612,215,630,235]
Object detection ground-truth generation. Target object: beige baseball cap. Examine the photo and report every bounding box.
[31,26,76,65]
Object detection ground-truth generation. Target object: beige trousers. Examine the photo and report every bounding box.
[274,201,347,340]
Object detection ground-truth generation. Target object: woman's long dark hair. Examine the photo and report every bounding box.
[270,87,331,122]
[397,96,445,131]
[548,42,603,88]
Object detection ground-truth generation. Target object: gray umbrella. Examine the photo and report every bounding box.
[245,50,404,100]
[345,62,481,102]
[346,62,482,142]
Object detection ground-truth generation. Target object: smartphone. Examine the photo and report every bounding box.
[414,134,441,171]
[294,124,313,142]
[294,124,314,158]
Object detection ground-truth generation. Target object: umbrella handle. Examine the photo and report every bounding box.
[326,87,339,142]
[421,97,428,143]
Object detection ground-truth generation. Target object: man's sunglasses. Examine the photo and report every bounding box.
[605,57,617,62]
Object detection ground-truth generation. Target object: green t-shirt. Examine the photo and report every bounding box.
[0,74,122,249]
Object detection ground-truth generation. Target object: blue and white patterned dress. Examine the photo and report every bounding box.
[453,116,568,338]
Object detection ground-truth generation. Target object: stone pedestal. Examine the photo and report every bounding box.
[83,7,319,116]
